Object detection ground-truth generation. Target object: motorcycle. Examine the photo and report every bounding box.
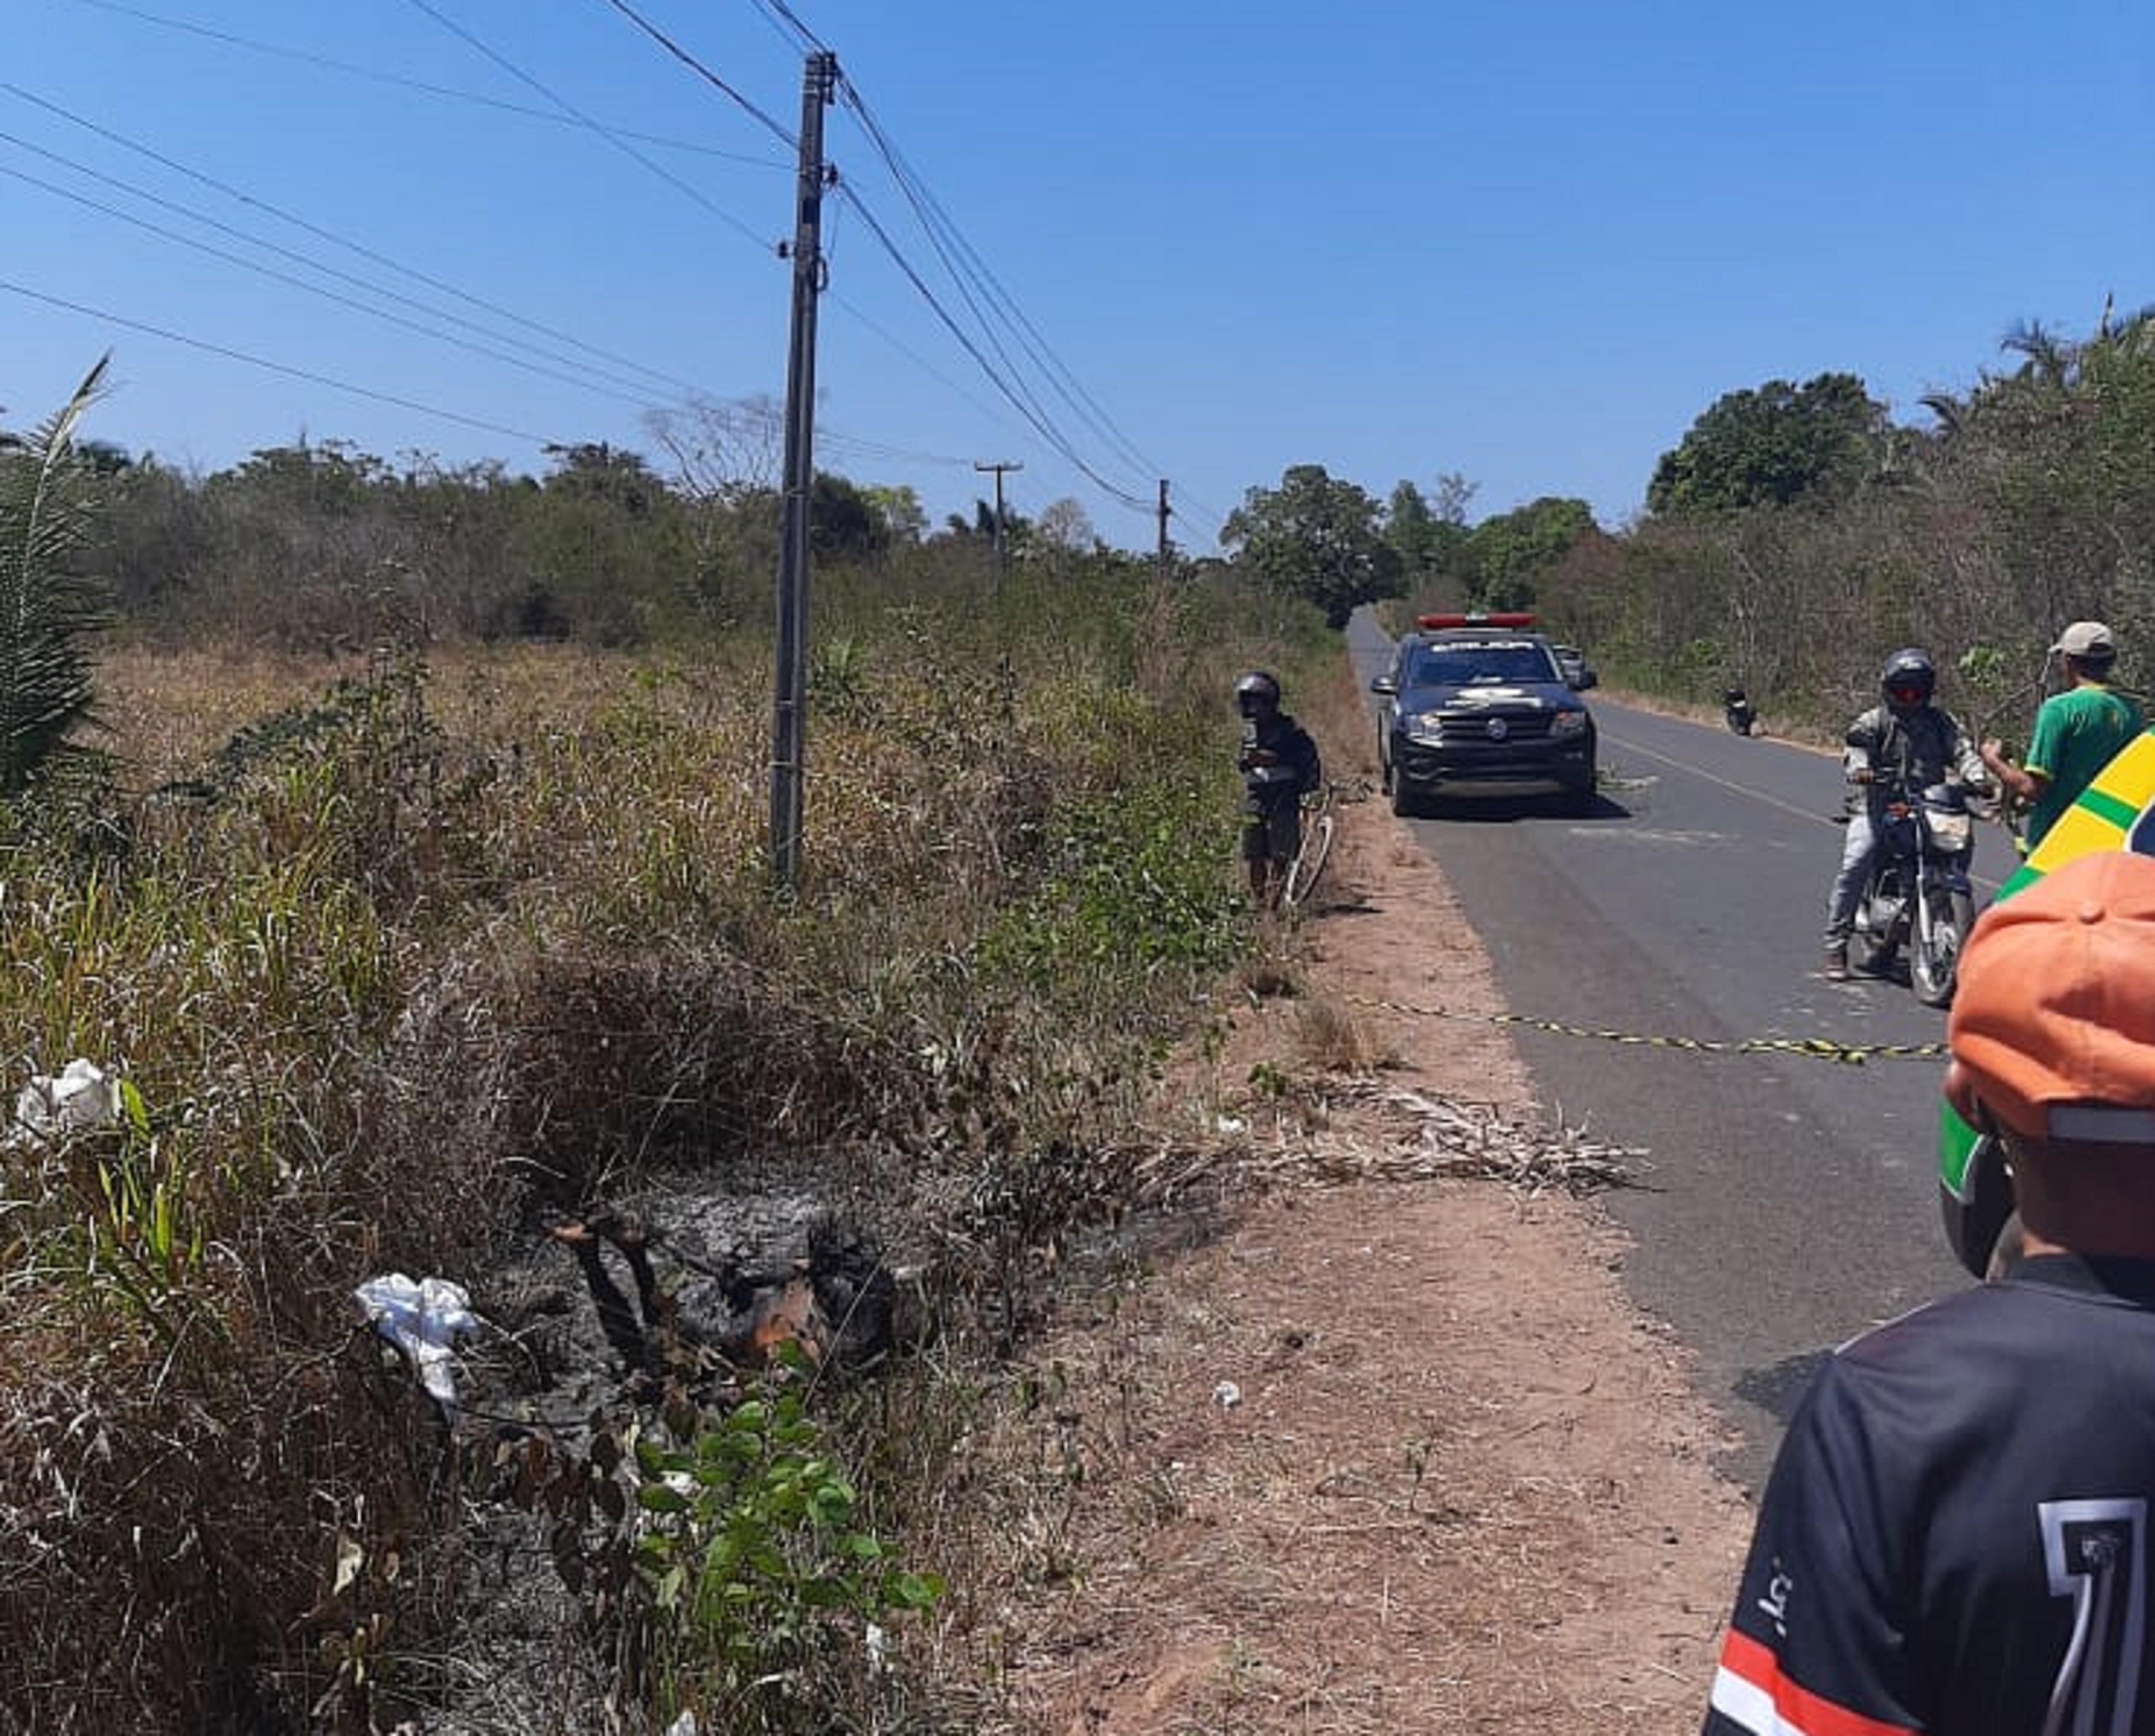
[1850,771,1983,1007]
[1722,687,1758,736]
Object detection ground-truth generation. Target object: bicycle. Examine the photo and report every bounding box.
[1281,777,1368,912]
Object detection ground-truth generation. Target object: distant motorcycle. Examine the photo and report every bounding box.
[1722,687,1758,736]
[1850,770,1982,1007]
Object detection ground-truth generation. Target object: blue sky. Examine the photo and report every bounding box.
[9,1,2154,554]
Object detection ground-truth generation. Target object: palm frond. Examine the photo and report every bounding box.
[0,353,114,796]
[1917,391,1965,435]
[1998,318,2076,387]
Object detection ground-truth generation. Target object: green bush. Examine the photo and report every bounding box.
[632,1378,944,1732]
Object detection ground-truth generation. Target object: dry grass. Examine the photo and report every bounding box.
[1125,1079,1644,1205]
[1288,994,1394,1074]
[0,586,1331,1731]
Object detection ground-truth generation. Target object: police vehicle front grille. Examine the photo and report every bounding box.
[1434,712,1556,742]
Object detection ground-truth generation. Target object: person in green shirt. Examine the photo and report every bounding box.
[1981,619,2145,851]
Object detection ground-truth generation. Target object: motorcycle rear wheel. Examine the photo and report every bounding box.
[1911,889,1976,1008]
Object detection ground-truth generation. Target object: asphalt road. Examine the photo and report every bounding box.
[1344,615,2004,1494]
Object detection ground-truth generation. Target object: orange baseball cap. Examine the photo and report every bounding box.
[1949,850,2155,1143]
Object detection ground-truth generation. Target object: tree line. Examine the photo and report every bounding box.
[11,297,2155,753]
[1,384,1129,662]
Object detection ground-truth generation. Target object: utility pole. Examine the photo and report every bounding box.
[768,50,838,891]
[974,458,1022,590]
[1156,478,1171,583]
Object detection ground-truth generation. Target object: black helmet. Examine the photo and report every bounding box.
[1879,647,1936,713]
[1235,670,1282,716]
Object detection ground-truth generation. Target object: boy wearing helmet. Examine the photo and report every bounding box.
[1706,849,2155,1736]
[1821,647,1987,980]
[1235,671,1321,908]
[1979,621,2143,853]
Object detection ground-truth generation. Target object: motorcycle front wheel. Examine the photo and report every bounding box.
[1911,888,1977,1008]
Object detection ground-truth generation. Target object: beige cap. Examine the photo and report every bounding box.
[2052,621,2115,658]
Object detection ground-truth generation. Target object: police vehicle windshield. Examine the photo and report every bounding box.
[1406,643,1560,687]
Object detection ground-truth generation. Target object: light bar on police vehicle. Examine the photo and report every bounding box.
[1417,611,1537,630]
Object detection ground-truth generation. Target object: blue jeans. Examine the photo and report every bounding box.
[1823,811,1876,945]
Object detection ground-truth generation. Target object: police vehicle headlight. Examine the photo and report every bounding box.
[1403,710,1447,742]
[1549,710,1589,739]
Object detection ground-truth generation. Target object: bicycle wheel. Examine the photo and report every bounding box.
[1283,812,1336,909]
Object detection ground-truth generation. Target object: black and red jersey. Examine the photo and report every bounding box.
[1706,1254,2155,1736]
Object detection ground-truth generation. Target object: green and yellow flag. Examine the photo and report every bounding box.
[1938,730,2155,1205]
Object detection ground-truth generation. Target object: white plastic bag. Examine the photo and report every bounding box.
[353,1274,479,1415]
[8,1058,120,1149]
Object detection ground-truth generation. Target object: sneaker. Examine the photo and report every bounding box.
[1823,944,1850,981]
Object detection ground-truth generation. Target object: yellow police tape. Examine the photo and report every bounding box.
[1342,994,1945,1065]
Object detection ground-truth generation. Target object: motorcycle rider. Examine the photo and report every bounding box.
[1821,647,1988,981]
[1722,686,1758,737]
[1235,670,1321,909]
[1978,620,2143,855]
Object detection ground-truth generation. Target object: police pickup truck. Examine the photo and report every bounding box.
[1371,612,1598,817]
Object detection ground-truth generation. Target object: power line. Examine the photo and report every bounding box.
[830,185,1152,514]
[52,0,785,167]
[812,224,1158,505]
[571,1,1045,479]
[595,0,798,149]
[0,278,561,449]
[584,4,1169,521]
[808,196,1037,443]
[3,82,715,401]
[1169,496,1228,548]
[27,10,1064,500]
[745,0,830,57]
[835,103,1067,469]
[0,126,691,411]
[398,0,778,258]
[36,1,1189,532]
[838,83,1166,490]
[0,157,669,414]
[816,427,974,470]
[566,2,1043,491]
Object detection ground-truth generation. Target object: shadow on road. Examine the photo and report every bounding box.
[1399,792,1634,824]
[1734,1346,1832,1425]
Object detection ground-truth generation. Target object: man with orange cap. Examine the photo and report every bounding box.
[1705,847,2155,1736]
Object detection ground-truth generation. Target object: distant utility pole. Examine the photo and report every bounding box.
[769,49,838,891]
[1156,479,1171,582]
[974,458,1022,589]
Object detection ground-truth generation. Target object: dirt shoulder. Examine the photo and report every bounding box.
[985,776,1758,1733]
